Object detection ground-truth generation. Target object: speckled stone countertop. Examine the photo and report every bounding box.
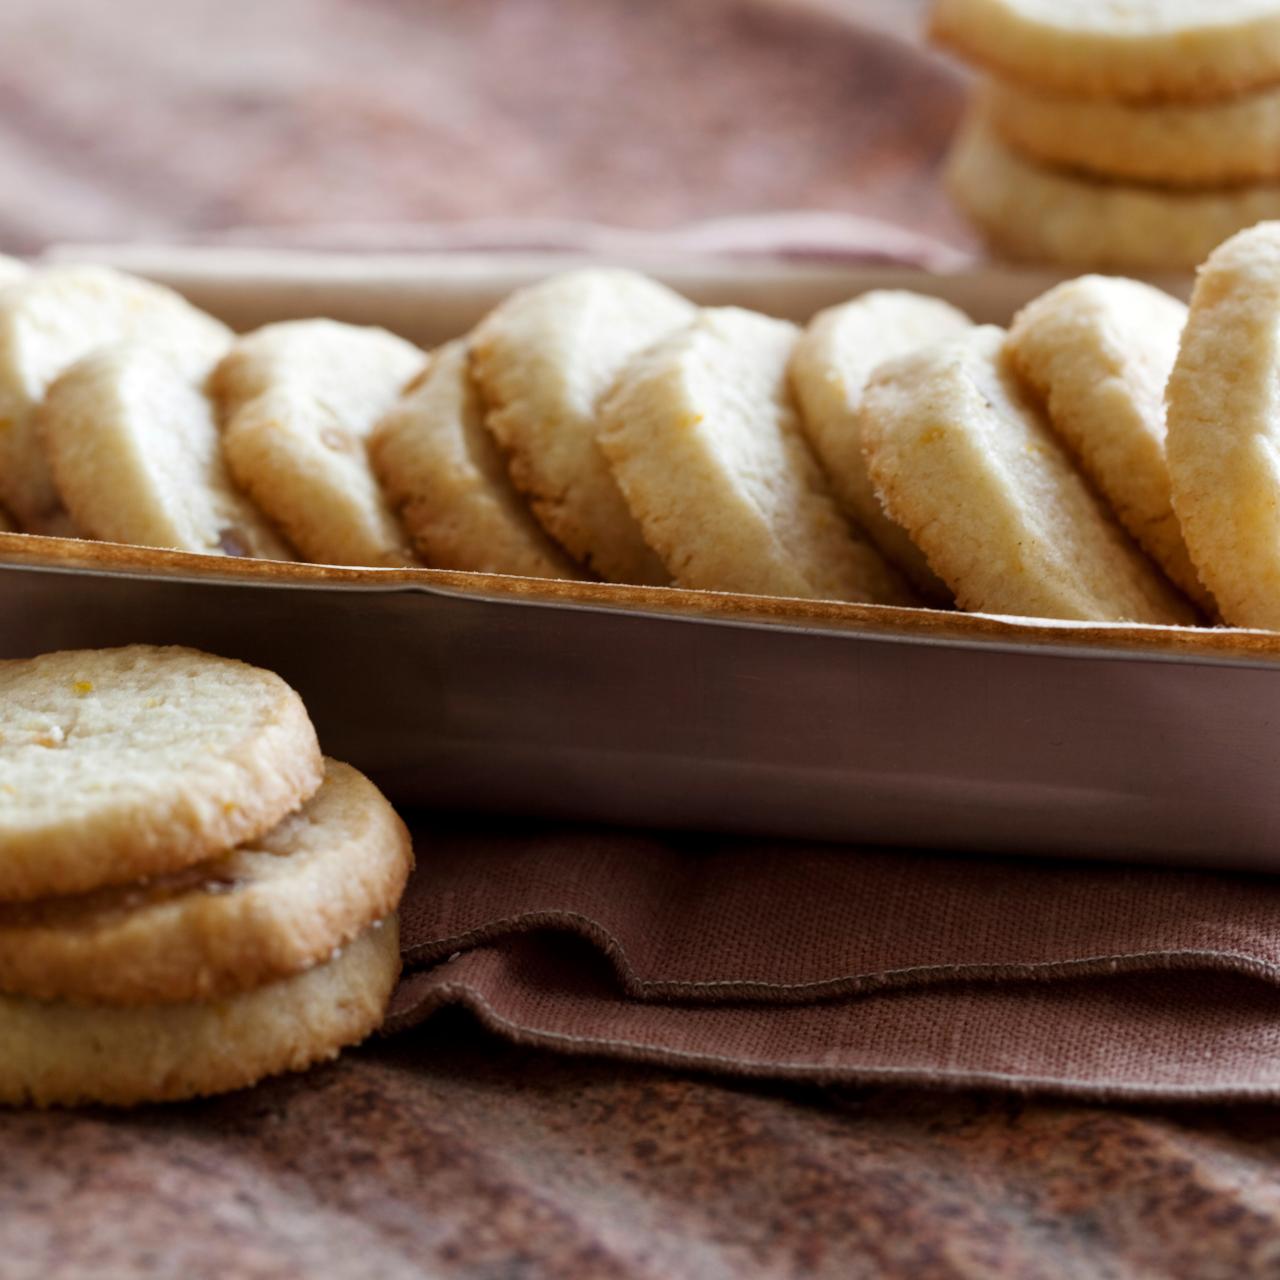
[4,2,1272,1275]
[5,1018,1280,1278]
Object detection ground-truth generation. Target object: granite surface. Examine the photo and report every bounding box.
[5,1017,1280,1279]
[2,2,1272,1276]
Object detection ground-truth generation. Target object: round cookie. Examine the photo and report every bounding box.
[0,760,411,1004]
[213,319,424,568]
[860,325,1196,624]
[946,105,1280,272]
[983,78,1280,188]
[599,307,916,606]
[0,255,28,287]
[38,342,292,560]
[470,268,694,585]
[790,291,971,602]
[370,338,583,580]
[0,265,230,534]
[0,915,399,1108]
[0,645,323,901]
[929,0,1280,102]
[1166,222,1280,630]
[1006,276,1210,614]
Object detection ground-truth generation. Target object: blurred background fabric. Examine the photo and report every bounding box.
[0,0,969,253]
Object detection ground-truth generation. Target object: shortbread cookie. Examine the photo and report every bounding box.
[0,256,28,286]
[599,307,915,605]
[861,326,1196,624]
[0,646,323,901]
[0,265,230,533]
[471,269,694,584]
[213,320,424,567]
[0,761,410,1004]
[946,106,1280,272]
[0,915,399,1108]
[983,78,1280,188]
[38,342,292,559]
[1166,223,1280,630]
[790,291,971,601]
[371,339,582,580]
[930,0,1280,102]
[1007,277,1210,613]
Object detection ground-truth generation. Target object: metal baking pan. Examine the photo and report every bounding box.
[2,253,1269,870]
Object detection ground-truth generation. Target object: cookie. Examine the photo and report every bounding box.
[946,105,1280,272]
[790,291,971,602]
[0,265,230,534]
[0,760,411,1004]
[0,914,399,1108]
[38,342,292,560]
[930,0,1280,102]
[470,269,694,584]
[0,645,323,901]
[599,307,916,605]
[0,256,28,286]
[371,338,583,580]
[1006,277,1210,614]
[860,325,1196,624]
[983,78,1280,188]
[1165,222,1280,630]
[213,320,424,567]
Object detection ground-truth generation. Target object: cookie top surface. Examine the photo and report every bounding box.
[1007,275,1209,613]
[861,325,1196,625]
[599,306,914,606]
[930,0,1280,101]
[1166,222,1280,630]
[213,319,424,567]
[0,759,411,1004]
[0,265,230,532]
[371,339,582,580]
[470,268,694,584]
[790,290,970,601]
[0,645,323,900]
[0,914,399,1108]
[39,342,292,560]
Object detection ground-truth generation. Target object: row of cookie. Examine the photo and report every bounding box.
[0,645,412,1107]
[0,260,913,604]
[0,258,1208,621]
[932,0,1280,270]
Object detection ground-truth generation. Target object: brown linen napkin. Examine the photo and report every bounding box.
[389,823,1280,1101]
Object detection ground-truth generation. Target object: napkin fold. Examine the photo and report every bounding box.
[389,824,1280,1101]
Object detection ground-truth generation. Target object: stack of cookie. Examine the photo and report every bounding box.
[0,644,412,1107]
[931,0,1280,271]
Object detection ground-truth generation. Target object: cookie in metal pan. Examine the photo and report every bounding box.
[39,341,291,560]
[213,319,424,568]
[0,265,230,534]
[790,290,970,602]
[371,338,582,580]
[1166,222,1280,630]
[599,307,916,606]
[470,269,694,585]
[1007,276,1210,614]
[860,325,1196,624]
